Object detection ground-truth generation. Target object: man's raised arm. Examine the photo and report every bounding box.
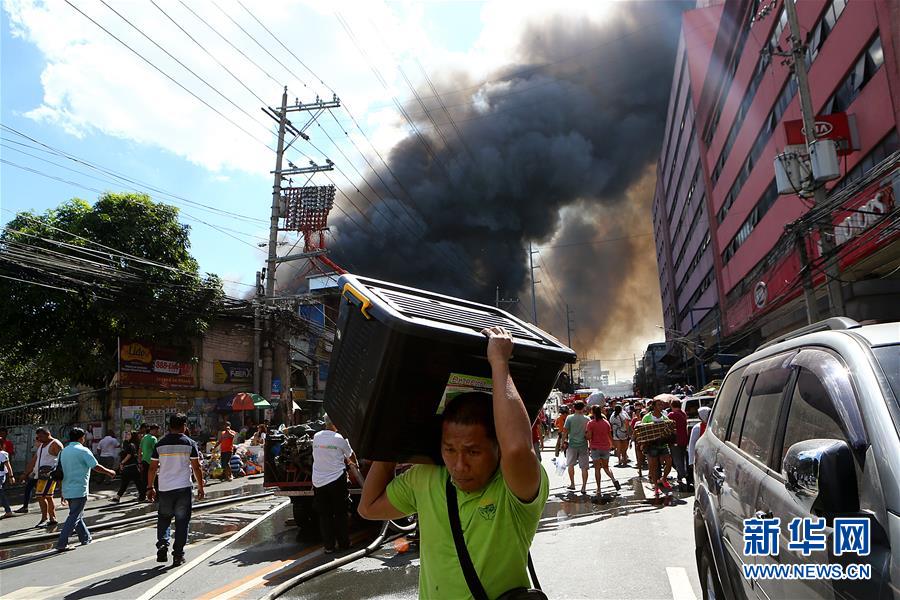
[358,461,405,520]
[482,326,541,502]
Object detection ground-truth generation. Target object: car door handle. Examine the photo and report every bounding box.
[755,510,774,520]
[712,465,725,479]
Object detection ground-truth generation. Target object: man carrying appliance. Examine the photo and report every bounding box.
[359,326,549,599]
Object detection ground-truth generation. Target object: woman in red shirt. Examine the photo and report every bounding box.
[585,405,620,496]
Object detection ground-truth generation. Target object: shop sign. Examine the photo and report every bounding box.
[783,113,859,155]
[213,360,253,385]
[120,340,196,389]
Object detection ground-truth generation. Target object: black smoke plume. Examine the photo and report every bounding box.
[305,3,689,366]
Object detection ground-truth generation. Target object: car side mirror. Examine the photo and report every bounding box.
[782,439,859,515]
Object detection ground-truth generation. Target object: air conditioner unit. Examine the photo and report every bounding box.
[810,139,841,182]
[774,151,810,195]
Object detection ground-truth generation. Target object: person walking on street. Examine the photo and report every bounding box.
[214,422,236,481]
[141,424,159,500]
[687,406,711,489]
[667,400,690,491]
[609,405,630,467]
[110,432,145,503]
[642,400,674,494]
[630,408,647,478]
[0,436,14,518]
[0,427,15,459]
[585,405,620,497]
[14,435,41,514]
[97,431,120,471]
[146,413,205,566]
[311,414,357,553]
[531,418,544,460]
[55,428,116,552]
[33,428,63,528]
[562,401,590,494]
[553,406,569,457]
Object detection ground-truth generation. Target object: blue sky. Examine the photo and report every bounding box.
[1,0,494,296]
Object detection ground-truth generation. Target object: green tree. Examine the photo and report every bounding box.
[0,193,224,400]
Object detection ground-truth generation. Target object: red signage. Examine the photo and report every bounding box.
[119,341,196,389]
[783,112,859,156]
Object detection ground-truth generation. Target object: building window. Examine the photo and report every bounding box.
[831,129,898,193]
[703,5,760,145]
[823,35,884,115]
[722,179,779,265]
[678,268,715,324]
[806,0,848,66]
[717,77,797,224]
[712,2,846,186]
[676,231,711,299]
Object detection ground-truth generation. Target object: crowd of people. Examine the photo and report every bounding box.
[545,395,710,500]
[0,416,275,564]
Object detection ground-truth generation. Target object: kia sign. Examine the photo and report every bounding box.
[784,113,859,156]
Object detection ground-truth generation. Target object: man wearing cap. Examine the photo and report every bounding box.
[312,414,357,553]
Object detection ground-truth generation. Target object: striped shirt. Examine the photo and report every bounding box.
[151,433,199,492]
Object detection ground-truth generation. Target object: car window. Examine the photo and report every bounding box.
[685,400,699,419]
[736,362,792,465]
[727,375,754,444]
[872,345,899,404]
[710,367,745,439]
[781,368,847,461]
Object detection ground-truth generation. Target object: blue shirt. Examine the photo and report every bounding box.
[59,441,98,499]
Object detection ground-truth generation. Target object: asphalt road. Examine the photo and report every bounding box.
[0,438,702,600]
[292,441,703,600]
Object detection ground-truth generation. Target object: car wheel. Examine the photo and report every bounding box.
[699,544,724,600]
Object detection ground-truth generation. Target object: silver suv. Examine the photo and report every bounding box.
[693,317,900,599]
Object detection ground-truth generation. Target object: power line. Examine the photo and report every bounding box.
[149,0,269,106]
[63,0,275,153]
[208,0,309,90]
[1,125,267,225]
[177,0,283,89]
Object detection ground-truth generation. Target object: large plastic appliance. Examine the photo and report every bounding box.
[324,274,577,463]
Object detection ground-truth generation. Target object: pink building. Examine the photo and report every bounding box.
[653,0,900,374]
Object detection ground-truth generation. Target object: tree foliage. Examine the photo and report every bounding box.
[0,193,225,394]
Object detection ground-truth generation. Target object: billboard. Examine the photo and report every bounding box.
[213,360,253,385]
[119,341,196,389]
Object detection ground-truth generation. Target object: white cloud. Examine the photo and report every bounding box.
[5,0,617,182]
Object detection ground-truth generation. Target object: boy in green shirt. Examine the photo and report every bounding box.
[359,326,549,599]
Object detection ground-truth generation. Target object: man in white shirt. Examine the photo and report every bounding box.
[97,432,120,471]
[312,414,357,553]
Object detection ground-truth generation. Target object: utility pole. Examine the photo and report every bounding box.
[565,304,575,380]
[528,242,540,325]
[262,88,340,403]
[253,270,263,394]
[266,88,289,303]
[793,223,820,324]
[783,0,846,318]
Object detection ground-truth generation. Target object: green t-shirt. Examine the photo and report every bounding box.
[386,464,549,599]
[141,434,157,464]
[564,413,590,449]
